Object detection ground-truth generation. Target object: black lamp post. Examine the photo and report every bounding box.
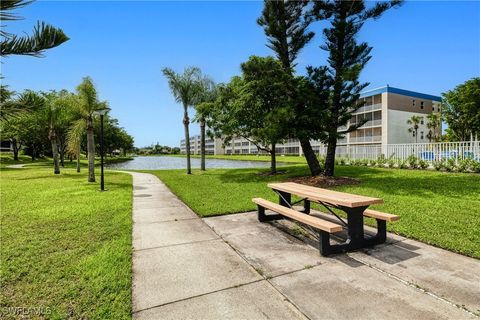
[94,108,110,191]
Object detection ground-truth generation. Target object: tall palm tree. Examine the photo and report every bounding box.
[1,0,69,57]
[194,76,216,171]
[407,115,422,143]
[162,67,202,174]
[67,77,108,182]
[42,92,65,174]
[426,112,441,142]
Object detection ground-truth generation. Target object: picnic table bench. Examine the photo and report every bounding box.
[252,182,399,256]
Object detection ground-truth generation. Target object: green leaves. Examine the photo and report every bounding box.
[442,78,480,141]
[162,66,203,107]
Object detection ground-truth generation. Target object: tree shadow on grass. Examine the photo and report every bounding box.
[334,170,480,199]
[217,165,309,184]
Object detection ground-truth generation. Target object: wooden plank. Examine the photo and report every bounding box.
[252,198,343,233]
[268,182,383,208]
[363,209,400,222]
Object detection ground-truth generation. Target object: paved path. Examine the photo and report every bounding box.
[130,172,479,319]
[130,172,305,319]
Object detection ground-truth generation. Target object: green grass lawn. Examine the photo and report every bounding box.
[150,165,480,258]
[0,165,133,319]
[0,153,133,169]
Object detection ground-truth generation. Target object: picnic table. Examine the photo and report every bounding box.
[253,182,399,256]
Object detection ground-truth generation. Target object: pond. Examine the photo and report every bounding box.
[106,156,277,170]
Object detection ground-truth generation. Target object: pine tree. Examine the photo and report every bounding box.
[258,0,324,176]
[312,0,402,176]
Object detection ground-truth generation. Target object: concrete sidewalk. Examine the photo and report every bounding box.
[130,172,479,319]
[130,172,305,319]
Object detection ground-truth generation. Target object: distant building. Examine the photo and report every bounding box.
[180,135,225,155]
[180,86,442,156]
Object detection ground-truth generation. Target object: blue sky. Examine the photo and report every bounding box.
[3,1,479,147]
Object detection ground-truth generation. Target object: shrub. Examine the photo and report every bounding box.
[471,159,480,173]
[418,159,429,169]
[387,159,396,168]
[457,159,469,172]
[369,159,377,167]
[407,155,418,169]
[444,158,456,172]
[376,154,387,167]
[399,160,408,169]
[433,161,443,171]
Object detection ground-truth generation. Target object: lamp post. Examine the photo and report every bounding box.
[93,108,110,191]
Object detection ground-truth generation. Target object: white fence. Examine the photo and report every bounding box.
[318,141,480,162]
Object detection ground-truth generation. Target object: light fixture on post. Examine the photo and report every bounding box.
[93,107,110,191]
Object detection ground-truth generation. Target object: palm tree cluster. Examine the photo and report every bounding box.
[162,67,216,174]
[1,77,134,179]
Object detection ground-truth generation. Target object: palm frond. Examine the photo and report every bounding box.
[1,21,69,57]
[0,0,34,21]
[66,119,86,156]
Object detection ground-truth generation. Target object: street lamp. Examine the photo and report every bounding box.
[93,108,110,191]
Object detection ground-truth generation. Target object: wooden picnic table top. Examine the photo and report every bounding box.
[268,182,383,208]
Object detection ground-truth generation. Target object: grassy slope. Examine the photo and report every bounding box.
[150,165,480,258]
[0,166,133,319]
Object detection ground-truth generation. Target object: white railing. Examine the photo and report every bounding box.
[321,141,480,162]
[353,103,382,114]
[349,135,382,143]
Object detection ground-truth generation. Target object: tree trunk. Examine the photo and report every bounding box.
[31,144,36,161]
[12,138,19,161]
[59,138,65,167]
[299,137,322,176]
[324,135,337,177]
[200,118,206,171]
[270,143,277,174]
[76,145,81,173]
[51,138,60,174]
[183,104,191,174]
[86,117,95,182]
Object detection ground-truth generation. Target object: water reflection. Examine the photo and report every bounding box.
[107,156,277,170]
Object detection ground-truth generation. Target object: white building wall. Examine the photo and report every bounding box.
[387,110,430,144]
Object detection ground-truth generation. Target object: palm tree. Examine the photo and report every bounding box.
[1,0,69,57]
[67,77,108,182]
[426,112,441,142]
[194,76,216,171]
[407,115,422,143]
[162,67,202,174]
[42,92,65,174]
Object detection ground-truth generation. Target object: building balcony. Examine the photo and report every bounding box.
[352,103,382,114]
[349,135,382,143]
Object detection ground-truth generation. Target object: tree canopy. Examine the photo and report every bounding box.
[442,78,480,141]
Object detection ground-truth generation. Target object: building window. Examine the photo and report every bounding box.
[421,118,424,125]
[420,131,424,140]
[412,100,416,106]
[420,101,424,109]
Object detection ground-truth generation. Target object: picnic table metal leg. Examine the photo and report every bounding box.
[363,219,387,246]
[318,205,370,255]
[278,191,291,207]
[302,200,310,214]
[344,206,368,246]
[257,205,283,222]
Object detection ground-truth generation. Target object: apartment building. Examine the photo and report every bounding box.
[180,86,442,156]
[180,135,225,155]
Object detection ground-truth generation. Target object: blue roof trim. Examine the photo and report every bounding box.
[360,86,442,102]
